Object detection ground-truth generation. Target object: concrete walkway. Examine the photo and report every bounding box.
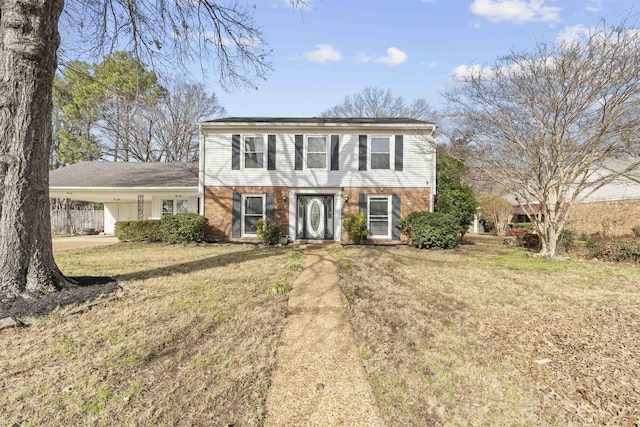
[266,245,384,426]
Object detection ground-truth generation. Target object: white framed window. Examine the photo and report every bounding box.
[162,199,189,215]
[244,135,265,169]
[368,195,391,238]
[306,135,328,169]
[242,194,265,236]
[370,136,391,170]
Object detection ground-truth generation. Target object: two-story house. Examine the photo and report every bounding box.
[199,117,436,243]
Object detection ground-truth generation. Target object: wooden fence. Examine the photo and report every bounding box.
[51,208,104,235]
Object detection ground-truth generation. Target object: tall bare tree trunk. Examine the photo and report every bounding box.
[0,0,68,299]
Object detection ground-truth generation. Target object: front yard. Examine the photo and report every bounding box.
[330,236,640,426]
[0,243,303,426]
[2,237,638,426]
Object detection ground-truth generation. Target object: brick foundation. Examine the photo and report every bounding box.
[204,186,431,242]
[568,199,640,237]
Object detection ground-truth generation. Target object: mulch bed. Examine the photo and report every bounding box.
[0,277,119,319]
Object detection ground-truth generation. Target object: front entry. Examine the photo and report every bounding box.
[296,195,334,240]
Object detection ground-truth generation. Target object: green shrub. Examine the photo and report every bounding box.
[586,237,640,263]
[398,211,460,249]
[557,229,577,253]
[512,222,533,229]
[343,212,370,244]
[632,225,640,237]
[114,220,162,242]
[160,213,207,244]
[256,218,281,245]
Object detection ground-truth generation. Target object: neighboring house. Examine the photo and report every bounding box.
[199,117,436,243]
[49,162,199,234]
[505,162,640,236]
[567,166,640,236]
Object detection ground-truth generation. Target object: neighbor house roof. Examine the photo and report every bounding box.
[49,161,199,188]
[203,117,432,124]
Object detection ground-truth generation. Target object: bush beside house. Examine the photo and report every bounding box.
[115,213,207,243]
[398,211,460,249]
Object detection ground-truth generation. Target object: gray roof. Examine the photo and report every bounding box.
[50,161,199,188]
[203,117,432,125]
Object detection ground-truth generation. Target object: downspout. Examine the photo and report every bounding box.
[430,126,437,212]
[198,127,205,215]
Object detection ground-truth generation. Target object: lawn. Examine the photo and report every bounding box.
[0,243,303,426]
[330,236,640,426]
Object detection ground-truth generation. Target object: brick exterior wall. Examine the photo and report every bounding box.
[203,186,289,241]
[568,199,640,237]
[340,187,431,243]
[204,186,431,242]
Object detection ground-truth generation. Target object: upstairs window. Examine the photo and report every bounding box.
[244,136,264,168]
[307,136,327,169]
[371,137,391,169]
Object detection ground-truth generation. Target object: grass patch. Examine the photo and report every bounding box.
[0,243,302,426]
[334,236,640,426]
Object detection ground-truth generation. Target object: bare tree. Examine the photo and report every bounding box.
[0,0,308,299]
[151,79,226,162]
[321,86,437,120]
[478,196,513,236]
[443,20,640,256]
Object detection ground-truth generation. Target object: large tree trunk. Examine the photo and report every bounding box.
[0,0,68,300]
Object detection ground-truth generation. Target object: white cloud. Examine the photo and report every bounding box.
[470,0,561,23]
[421,0,437,3]
[556,24,589,46]
[303,44,342,63]
[585,6,600,12]
[450,64,490,81]
[428,60,438,69]
[374,47,408,66]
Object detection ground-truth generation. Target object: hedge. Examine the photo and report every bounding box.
[115,213,207,243]
[398,211,460,249]
[114,219,163,242]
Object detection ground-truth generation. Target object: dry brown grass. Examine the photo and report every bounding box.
[330,235,640,426]
[1,243,303,426]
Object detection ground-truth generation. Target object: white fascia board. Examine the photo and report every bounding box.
[50,186,198,192]
[200,122,436,134]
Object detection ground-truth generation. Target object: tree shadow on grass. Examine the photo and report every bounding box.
[0,246,284,320]
[116,246,282,282]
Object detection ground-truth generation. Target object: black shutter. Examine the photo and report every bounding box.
[331,135,339,171]
[395,135,403,171]
[232,134,241,170]
[268,135,276,170]
[358,194,367,216]
[359,135,367,171]
[295,135,304,170]
[266,193,274,219]
[232,192,241,238]
[392,194,401,240]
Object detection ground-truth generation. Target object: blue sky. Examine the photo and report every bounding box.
[205,1,636,117]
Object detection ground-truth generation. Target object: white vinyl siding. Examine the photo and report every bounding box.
[203,132,434,188]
